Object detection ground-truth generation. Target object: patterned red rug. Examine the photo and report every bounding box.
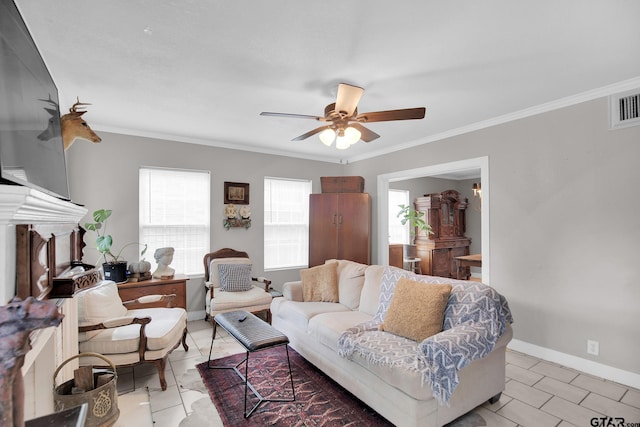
[196,346,392,426]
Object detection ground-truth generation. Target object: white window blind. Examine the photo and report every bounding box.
[264,177,311,270]
[139,167,210,275]
[388,189,410,244]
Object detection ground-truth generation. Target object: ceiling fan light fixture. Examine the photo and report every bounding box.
[335,136,351,150]
[334,126,361,150]
[319,128,336,146]
[343,126,361,145]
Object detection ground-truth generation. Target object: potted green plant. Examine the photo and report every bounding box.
[397,204,433,244]
[84,208,147,283]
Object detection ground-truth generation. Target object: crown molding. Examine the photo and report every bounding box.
[346,76,640,163]
[91,76,640,165]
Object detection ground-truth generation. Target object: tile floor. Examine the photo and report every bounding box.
[116,320,640,427]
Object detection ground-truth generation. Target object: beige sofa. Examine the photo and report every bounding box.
[270,260,513,427]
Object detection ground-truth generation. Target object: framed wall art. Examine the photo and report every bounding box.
[224,181,249,204]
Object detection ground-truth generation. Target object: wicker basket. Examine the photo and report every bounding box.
[53,352,120,427]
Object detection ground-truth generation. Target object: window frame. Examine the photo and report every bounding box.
[263,176,312,271]
[139,166,210,277]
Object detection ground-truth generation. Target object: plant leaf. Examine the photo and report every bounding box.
[93,209,112,223]
[96,235,112,253]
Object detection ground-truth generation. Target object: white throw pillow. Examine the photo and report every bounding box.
[77,280,127,326]
[326,259,367,310]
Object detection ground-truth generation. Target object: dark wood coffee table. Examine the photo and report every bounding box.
[207,310,295,418]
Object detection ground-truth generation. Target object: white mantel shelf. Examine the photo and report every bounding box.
[0,185,87,224]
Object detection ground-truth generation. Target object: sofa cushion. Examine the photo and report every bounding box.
[218,263,253,292]
[301,261,339,302]
[358,265,385,316]
[210,285,272,312]
[348,332,434,400]
[326,259,368,310]
[380,278,452,341]
[308,310,373,352]
[270,298,350,331]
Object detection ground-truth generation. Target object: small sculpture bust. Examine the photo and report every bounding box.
[152,247,175,279]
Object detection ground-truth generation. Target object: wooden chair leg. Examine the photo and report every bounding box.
[154,358,168,391]
[181,328,189,351]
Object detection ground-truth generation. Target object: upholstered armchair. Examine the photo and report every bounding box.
[203,248,273,323]
[76,280,189,391]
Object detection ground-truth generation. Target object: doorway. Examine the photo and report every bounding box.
[376,156,490,283]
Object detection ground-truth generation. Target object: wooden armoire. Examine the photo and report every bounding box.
[415,189,470,278]
[308,192,371,267]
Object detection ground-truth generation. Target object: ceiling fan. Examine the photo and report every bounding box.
[260,83,426,149]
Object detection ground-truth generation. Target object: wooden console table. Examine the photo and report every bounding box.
[118,274,187,309]
[454,254,482,280]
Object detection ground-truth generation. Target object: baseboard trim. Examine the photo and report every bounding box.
[508,339,640,389]
[187,310,206,322]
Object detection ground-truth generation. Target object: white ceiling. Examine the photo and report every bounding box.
[15,1,640,164]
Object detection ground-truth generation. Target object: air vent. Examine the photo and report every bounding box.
[609,89,640,129]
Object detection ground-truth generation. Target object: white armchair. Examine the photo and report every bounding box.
[76,280,188,391]
[203,248,272,323]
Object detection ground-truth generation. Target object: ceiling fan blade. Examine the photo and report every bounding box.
[335,83,364,116]
[350,123,380,143]
[356,107,426,123]
[260,111,321,120]
[292,125,332,141]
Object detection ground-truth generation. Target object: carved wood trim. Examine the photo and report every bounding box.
[15,225,30,300]
[16,223,91,300]
[51,269,101,298]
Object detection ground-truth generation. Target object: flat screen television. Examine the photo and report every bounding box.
[0,0,70,201]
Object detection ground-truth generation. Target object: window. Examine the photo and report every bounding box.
[388,189,410,244]
[264,177,312,270]
[139,167,210,276]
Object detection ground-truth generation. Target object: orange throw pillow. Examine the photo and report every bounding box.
[380,278,452,341]
[300,261,339,302]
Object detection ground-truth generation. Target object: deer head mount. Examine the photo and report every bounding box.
[61,97,101,150]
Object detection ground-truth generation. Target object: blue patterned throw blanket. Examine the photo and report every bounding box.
[337,267,513,405]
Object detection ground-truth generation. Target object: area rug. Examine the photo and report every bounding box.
[196,346,392,426]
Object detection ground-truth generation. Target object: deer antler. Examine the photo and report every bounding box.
[69,96,92,114]
[61,96,101,149]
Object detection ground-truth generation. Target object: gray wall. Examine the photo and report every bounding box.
[66,133,344,317]
[67,95,640,376]
[347,97,640,375]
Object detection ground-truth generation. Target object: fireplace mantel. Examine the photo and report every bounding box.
[0,185,88,420]
[0,185,86,224]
